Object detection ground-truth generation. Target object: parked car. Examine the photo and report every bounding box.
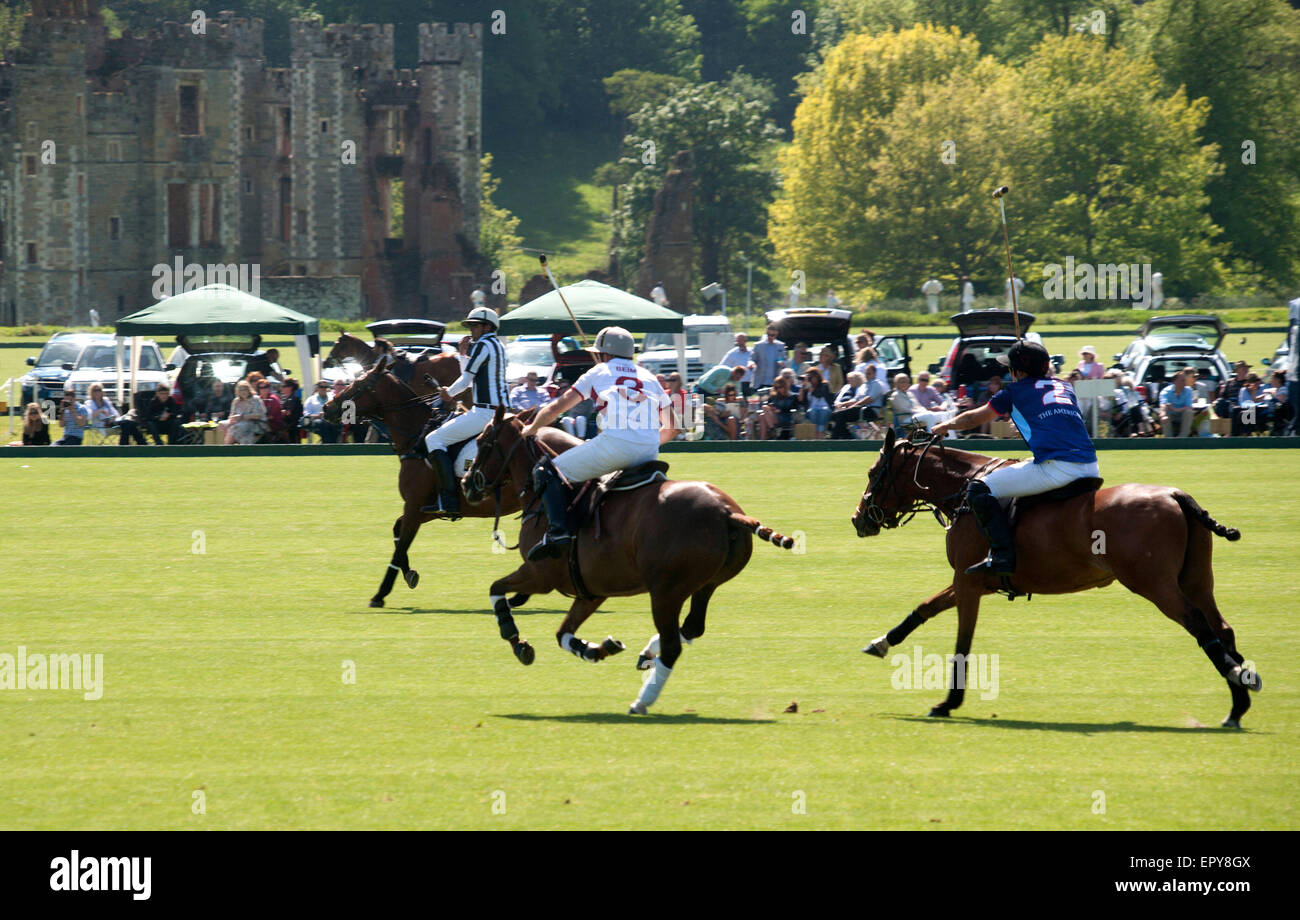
[1262,339,1289,376]
[21,333,169,407]
[1112,314,1228,371]
[767,307,910,384]
[636,314,734,384]
[175,349,278,406]
[1129,352,1230,407]
[507,334,579,386]
[930,310,1059,387]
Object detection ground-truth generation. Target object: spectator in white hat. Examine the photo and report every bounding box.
[1076,346,1105,379]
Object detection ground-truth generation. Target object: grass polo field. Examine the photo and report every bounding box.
[0,448,1295,830]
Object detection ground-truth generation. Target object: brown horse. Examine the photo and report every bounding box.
[324,332,469,407]
[464,407,799,713]
[851,429,1261,727]
[323,362,524,609]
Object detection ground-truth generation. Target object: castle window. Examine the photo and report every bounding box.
[77,174,84,195]
[245,126,254,142]
[76,96,83,117]
[179,85,201,136]
[279,108,292,157]
[117,295,125,314]
[26,122,37,143]
[109,217,120,241]
[296,265,307,276]
[24,156,36,177]
[78,268,84,287]
[280,178,292,242]
[199,185,220,246]
[467,134,475,151]
[167,184,190,248]
[243,177,253,195]
[297,209,306,235]
[320,119,329,134]
[26,243,37,265]
[423,128,432,166]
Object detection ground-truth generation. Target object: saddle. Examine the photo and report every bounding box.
[1005,477,1104,528]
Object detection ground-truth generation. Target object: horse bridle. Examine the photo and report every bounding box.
[860,430,1013,530]
[859,435,930,530]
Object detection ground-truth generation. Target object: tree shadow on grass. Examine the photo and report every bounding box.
[497,712,776,726]
[886,714,1265,735]
[344,607,570,616]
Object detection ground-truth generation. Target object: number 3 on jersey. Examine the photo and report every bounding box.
[1035,378,1072,406]
[614,375,647,402]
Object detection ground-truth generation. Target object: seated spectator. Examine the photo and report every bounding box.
[778,367,801,396]
[796,367,834,439]
[1111,374,1154,437]
[1184,366,1213,402]
[695,363,746,397]
[1237,374,1264,436]
[510,372,548,412]
[223,380,268,445]
[1215,360,1251,434]
[758,376,797,440]
[702,398,739,440]
[8,403,51,446]
[302,380,340,443]
[255,379,286,441]
[908,371,945,410]
[84,384,120,429]
[1159,371,1196,437]
[114,391,150,445]
[1076,346,1106,379]
[720,383,744,419]
[853,346,888,389]
[195,379,233,421]
[812,345,844,393]
[887,373,920,432]
[1264,370,1293,436]
[663,372,688,430]
[264,348,285,382]
[789,342,812,377]
[279,378,303,437]
[55,387,90,445]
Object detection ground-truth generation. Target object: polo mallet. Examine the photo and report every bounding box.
[992,185,1022,341]
[538,254,587,346]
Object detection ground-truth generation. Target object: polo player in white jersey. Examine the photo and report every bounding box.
[520,326,678,562]
[420,306,508,519]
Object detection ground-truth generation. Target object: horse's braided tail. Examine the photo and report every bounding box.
[1174,491,1241,541]
[728,513,797,550]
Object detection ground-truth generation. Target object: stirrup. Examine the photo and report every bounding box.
[526,531,572,563]
[965,553,1014,576]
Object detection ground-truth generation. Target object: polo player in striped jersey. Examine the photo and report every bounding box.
[421,306,509,519]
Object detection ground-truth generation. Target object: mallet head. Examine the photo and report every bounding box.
[992,185,1010,199]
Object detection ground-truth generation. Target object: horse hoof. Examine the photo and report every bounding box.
[512,641,535,666]
[928,706,950,718]
[635,654,655,671]
[508,594,530,608]
[628,701,648,715]
[1221,716,1242,729]
[601,637,626,657]
[862,636,890,658]
[405,569,419,589]
[369,598,384,609]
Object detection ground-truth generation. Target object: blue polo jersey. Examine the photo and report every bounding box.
[989,376,1097,464]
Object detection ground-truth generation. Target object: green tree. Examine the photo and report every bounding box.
[1125,0,1300,287]
[603,69,689,120]
[613,76,782,293]
[478,153,522,272]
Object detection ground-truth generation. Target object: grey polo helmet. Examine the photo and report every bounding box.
[592,326,635,359]
[463,306,500,329]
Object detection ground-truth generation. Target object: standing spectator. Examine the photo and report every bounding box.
[89,307,101,327]
[223,380,267,445]
[908,371,944,410]
[1216,361,1252,435]
[759,376,797,440]
[826,287,842,310]
[510,372,548,412]
[471,285,487,310]
[960,275,976,312]
[1005,274,1024,307]
[751,326,788,392]
[1150,271,1164,310]
[788,279,801,308]
[813,345,844,392]
[721,333,756,396]
[56,387,90,445]
[1075,347,1105,379]
[694,363,746,397]
[789,342,812,376]
[663,372,688,431]
[921,277,943,314]
[888,373,920,432]
[9,403,51,446]
[1159,371,1196,437]
[263,349,285,382]
[650,281,670,308]
[279,378,304,438]
[796,368,833,438]
[1287,295,1300,435]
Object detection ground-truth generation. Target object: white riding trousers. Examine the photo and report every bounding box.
[426,405,496,453]
[981,457,1100,499]
[552,432,660,483]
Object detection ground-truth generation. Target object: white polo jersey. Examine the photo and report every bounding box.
[571,358,671,445]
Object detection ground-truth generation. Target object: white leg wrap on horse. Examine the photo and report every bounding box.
[635,658,673,709]
[640,633,661,659]
[561,632,580,654]
[490,594,506,610]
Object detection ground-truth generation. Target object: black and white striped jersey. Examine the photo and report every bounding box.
[464,333,509,407]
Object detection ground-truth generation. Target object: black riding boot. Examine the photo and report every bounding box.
[526,461,573,562]
[419,449,461,518]
[964,480,1015,575]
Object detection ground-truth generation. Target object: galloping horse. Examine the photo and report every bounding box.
[324,332,469,407]
[851,429,1262,727]
[323,363,525,608]
[464,407,799,713]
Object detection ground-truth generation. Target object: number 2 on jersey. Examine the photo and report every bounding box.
[1035,378,1072,406]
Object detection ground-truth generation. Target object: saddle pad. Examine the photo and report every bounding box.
[598,460,670,492]
[1007,477,1104,527]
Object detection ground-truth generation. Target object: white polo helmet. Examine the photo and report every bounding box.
[592,326,635,359]
[462,306,500,329]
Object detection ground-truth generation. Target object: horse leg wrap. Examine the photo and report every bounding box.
[560,631,600,662]
[492,595,518,641]
[886,610,926,647]
[1198,636,1236,678]
[633,658,673,711]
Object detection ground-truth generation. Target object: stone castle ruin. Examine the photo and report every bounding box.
[0,0,487,324]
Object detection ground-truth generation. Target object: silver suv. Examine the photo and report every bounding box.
[21,333,169,407]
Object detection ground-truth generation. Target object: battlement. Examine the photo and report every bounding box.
[418,22,482,65]
[292,19,395,70]
[28,0,99,19]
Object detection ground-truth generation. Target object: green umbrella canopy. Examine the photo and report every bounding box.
[498,280,684,335]
[115,284,320,337]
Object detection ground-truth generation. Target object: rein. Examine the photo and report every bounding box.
[466,419,544,550]
[862,432,1014,531]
